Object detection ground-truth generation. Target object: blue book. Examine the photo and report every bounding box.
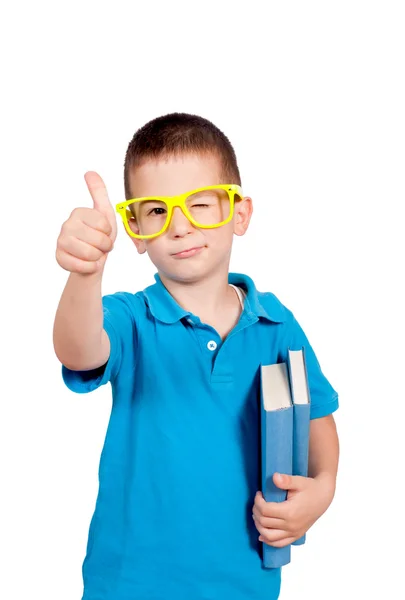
[260,362,293,568]
[287,348,311,546]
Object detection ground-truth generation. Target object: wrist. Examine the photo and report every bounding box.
[71,269,104,286]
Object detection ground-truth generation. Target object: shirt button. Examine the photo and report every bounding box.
[207,340,217,351]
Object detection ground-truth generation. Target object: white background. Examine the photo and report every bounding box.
[1,1,404,598]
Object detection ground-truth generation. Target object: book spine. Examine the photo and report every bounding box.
[261,406,293,568]
[292,403,311,545]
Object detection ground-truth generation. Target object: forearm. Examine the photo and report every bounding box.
[308,414,339,493]
[53,271,109,370]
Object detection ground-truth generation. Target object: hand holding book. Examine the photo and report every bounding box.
[253,472,334,549]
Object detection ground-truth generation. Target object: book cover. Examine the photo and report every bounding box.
[287,347,311,546]
[260,362,293,568]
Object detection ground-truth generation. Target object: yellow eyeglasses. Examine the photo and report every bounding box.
[115,184,243,240]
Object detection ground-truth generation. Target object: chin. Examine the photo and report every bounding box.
[164,265,208,284]
[154,257,212,284]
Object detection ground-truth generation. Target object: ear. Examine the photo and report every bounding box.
[125,218,147,254]
[233,196,253,236]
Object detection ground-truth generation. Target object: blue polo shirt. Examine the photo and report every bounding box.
[62,272,338,600]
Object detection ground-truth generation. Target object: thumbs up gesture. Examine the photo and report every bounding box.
[56,172,117,274]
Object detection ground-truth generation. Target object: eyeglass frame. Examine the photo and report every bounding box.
[115,183,244,240]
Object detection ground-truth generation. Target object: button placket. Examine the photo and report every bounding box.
[186,319,220,360]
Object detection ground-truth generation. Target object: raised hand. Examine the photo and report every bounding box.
[56,171,117,274]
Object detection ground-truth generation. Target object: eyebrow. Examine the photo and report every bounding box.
[138,198,166,204]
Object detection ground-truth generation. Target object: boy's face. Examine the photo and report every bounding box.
[126,152,252,283]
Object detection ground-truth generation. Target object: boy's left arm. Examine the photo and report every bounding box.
[252,414,339,547]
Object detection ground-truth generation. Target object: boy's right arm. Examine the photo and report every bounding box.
[53,172,117,371]
[53,271,110,371]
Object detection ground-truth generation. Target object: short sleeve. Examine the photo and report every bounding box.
[62,292,138,394]
[281,313,339,420]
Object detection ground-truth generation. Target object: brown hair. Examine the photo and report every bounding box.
[123,112,241,199]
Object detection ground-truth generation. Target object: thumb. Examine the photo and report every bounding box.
[84,171,117,241]
[273,473,306,491]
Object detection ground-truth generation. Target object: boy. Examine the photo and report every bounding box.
[54,113,339,600]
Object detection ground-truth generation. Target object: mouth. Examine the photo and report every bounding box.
[171,245,205,259]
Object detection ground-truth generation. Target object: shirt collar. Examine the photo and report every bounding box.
[142,273,191,324]
[228,272,286,323]
[142,272,286,324]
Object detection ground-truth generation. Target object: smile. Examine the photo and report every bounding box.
[172,246,205,259]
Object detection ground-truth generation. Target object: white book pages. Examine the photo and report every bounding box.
[288,349,310,405]
[261,362,292,411]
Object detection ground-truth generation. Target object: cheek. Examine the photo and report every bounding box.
[206,225,233,248]
[144,237,168,260]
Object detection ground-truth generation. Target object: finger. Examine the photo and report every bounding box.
[84,171,117,239]
[59,235,105,262]
[69,207,112,236]
[273,473,308,491]
[56,249,103,274]
[259,534,296,548]
[84,171,113,215]
[254,492,287,520]
[78,208,113,236]
[252,507,285,529]
[74,222,114,253]
[255,523,292,545]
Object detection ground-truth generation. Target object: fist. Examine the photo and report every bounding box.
[56,172,117,275]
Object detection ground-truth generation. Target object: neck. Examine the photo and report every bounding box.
[158,266,242,339]
[159,267,231,317]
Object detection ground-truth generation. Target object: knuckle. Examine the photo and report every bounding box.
[55,248,64,266]
[284,507,294,521]
[56,235,68,252]
[85,262,98,274]
[63,216,79,236]
[56,251,73,272]
[83,246,98,261]
[97,219,109,234]
[76,264,89,274]
[70,207,83,219]
[264,533,273,545]
[99,232,112,250]
[60,220,70,236]
[102,218,112,234]
[76,259,94,274]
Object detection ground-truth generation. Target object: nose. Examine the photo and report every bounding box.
[168,206,194,237]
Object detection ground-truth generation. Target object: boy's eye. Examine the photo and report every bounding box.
[147,207,167,216]
[191,203,210,208]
